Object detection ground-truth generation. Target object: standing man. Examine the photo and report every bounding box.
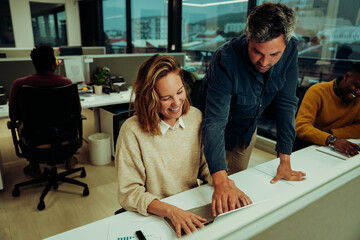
[9,45,78,178]
[197,2,306,216]
[296,63,360,156]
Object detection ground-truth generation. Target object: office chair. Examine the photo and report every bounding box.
[8,84,89,210]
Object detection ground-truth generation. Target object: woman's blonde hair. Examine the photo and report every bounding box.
[131,54,190,135]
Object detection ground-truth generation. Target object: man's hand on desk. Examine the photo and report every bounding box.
[270,153,306,184]
[330,139,360,157]
[211,170,252,217]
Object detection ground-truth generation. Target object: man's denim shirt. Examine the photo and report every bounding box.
[197,34,299,174]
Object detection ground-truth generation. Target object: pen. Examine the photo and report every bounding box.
[135,230,147,240]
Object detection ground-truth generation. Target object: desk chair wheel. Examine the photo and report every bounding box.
[12,187,20,197]
[83,186,89,196]
[38,200,45,211]
[80,169,86,178]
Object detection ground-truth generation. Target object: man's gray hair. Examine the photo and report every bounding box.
[246,2,296,44]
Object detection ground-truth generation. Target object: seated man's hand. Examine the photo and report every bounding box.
[332,139,360,157]
[271,153,306,184]
[211,171,252,217]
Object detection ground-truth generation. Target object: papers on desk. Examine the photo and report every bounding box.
[316,139,360,160]
[164,200,266,235]
[214,200,266,221]
[107,218,174,240]
[80,95,95,102]
[316,146,348,160]
[253,146,344,185]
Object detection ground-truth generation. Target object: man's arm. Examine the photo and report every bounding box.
[271,41,306,183]
[201,56,232,175]
[296,86,333,145]
[331,123,360,140]
[200,50,252,216]
[8,79,21,121]
[211,171,252,216]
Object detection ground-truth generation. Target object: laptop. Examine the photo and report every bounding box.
[164,201,265,233]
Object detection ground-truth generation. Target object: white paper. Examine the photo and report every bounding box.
[107,218,176,240]
[214,200,266,222]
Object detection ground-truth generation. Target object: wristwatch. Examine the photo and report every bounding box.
[327,135,336,146]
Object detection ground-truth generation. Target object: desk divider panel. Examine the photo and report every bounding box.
[0,52,185,99]
[87,53,185,86]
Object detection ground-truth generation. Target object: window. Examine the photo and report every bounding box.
[131,0,168,53]
[258,0,360,82]
[0,0,15,47]
[30,2,67,47]
[103,0,126,53]
[182,0,248,74]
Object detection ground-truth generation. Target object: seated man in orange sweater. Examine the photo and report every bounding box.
[295,62,360,157]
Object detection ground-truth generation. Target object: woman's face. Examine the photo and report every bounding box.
[155,72,186,126]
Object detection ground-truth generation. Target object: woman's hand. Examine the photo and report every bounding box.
[147,199,206,238]
[165,206,206,238]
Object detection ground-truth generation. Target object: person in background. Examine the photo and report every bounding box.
[8,45,78,178]
[115,54,212,238]
[196,2,306,217]
[295,62,360,156]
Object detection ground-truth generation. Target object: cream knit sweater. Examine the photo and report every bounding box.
[115,106,212,216]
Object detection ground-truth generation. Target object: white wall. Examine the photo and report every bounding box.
[8,0,81,48]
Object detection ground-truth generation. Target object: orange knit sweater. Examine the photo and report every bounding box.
[296,80,360,146]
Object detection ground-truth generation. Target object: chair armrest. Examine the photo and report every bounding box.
[7,120,15,129]
[7,120,25,158]
[114,208,127,215]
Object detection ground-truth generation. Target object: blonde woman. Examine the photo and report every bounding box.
[115,54,212,238]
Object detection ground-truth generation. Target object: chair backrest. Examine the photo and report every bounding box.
[20,83,82,165]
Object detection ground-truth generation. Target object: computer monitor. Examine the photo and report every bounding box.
[59,46,83,56]
[60,56,85,84]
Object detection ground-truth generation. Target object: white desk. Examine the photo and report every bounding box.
[80,89,132,132]
[0,89,132,191]
[0,104,8,118]
[45,145,360,240]
[0,104,9,190]
[0,88,132,121]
